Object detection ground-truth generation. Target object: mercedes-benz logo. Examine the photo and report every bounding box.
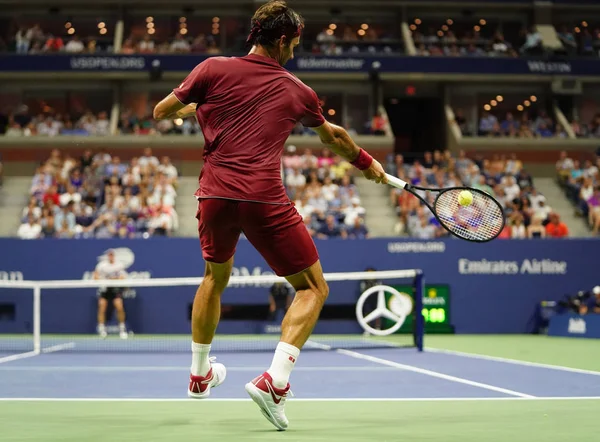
[356,285,413,336]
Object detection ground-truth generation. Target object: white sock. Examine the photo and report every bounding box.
[119,323,126,331]
[267,342,300,389]
[191,342,212,377]
[97,324,106,333]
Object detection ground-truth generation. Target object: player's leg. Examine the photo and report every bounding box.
[190,258,233,370]
[242,201,325,430]
[280,260,329,350]
[188,198,240,399]
[97,296,108,338]
[112,295,128,339]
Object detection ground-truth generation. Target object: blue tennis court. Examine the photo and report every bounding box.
[1,337,599,400]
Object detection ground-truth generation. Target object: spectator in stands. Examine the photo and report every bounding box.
[59,185,82,207]
[138,34,156,53]
[509,213,527,239]
[412,213,438,239]
[190,35,207,53]
[370,112,386,135]
[558,26,577,53]
[44,34,64,52]
[317,215,347,239]
[490,32,512,57]
[527,215,546,238]
[571,117,584,138]
[544,213,568,237]
[533,199,552,222]
[17,214,42,239]
[40,210,57,238]
[554,123,568,138]
[65,35,85,53]
[138,148,159,168]
[343,197,366,227]
[556,151,575,183]
[347,217,369,239]
[587,188,600,234]
[520,27,542,54]
[479,111,498,136]
[285,167,306,200]
[42,185,60,206]
[170,34,191,53]
[95,111,111,136]
[15,26,33,54]
[120,39,136,54]
[158,156,179,184]
[580,29,595,56]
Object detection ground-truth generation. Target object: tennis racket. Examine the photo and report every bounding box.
[386,173,505,242]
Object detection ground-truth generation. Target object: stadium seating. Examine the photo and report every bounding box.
[410,17,531,57]
[556,150,600,235]
[17,148,179,239]
[282,146,369,239]
[387,150,567,239]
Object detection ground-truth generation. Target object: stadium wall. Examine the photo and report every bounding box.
[0,238,596,335]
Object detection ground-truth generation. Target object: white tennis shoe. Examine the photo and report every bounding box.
[245,372,292,431]
[187,357,227,399]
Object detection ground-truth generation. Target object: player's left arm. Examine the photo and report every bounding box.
[154,60,211,121]
[153,93,197,120]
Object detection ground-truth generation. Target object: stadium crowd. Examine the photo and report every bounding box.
[282,146,369,240]
[388,150,569,239]
[451,108,565,138]
[556,150,600,235]
[17,148,179,239]
[476,110,564,138]
[2,109,113,137]
[11,24,111,54]
[572,113,600,138]
[411,20,541,58]
[556,22,600,57]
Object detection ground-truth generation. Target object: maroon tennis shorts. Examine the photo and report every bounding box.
[196,198,319,277]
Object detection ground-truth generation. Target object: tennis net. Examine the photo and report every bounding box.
[0,269,424,359]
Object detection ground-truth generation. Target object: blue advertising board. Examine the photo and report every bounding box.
[548,314,600,339]
[0,238,597,335]
[0,54,597,76]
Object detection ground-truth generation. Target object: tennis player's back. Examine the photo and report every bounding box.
[173,54,323,204]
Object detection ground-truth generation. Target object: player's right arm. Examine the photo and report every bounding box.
[312,121,387,184]
[300,87,386,184]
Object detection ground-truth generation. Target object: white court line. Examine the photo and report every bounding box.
[0,397,598,402]
[0,342,76,364]
[426,347,600,377]
[41,342,76,354]
[335,348,535,398]
[0,365,398,372]
[0,351,38,364]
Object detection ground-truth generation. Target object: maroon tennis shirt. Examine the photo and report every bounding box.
[173,54,325,204]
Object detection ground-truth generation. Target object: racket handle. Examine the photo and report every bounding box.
[385,173,408,190]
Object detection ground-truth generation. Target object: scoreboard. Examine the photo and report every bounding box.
[390,284,454,334]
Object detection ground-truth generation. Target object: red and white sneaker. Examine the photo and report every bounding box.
[245,372,292,431]
[187,357,226,399]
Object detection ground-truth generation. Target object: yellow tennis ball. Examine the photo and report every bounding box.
[458,190,473,207]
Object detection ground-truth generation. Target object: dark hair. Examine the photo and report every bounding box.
[247,1,304,47]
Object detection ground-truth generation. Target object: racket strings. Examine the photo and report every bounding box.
[434,189,504,242]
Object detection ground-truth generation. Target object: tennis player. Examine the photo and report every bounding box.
[153,0,386,430]
[94,249,128,339]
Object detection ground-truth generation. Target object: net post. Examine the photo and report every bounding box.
[33,284,41,354]
[414,270,424,352]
